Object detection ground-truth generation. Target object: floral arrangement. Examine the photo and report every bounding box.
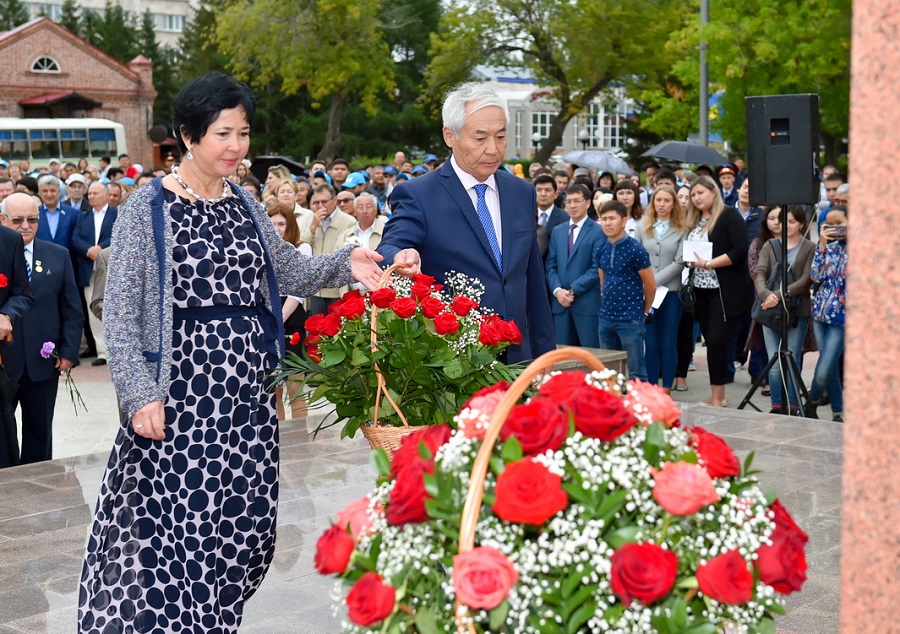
[0,273,7,288]
[276,272,522,438]
[40,341,87,415]
[315,369,808,633]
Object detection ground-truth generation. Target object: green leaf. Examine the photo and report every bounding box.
[489,598,510,630]
[671,597,688,629]
[500,436,523,464]
[321,349,346,366]
[423,473,439,498]
[676,576,698,589]
[350,346,370,367]
[566,601,596,634]
[683,623,717,634]
[605,525,640,549]
[748,617,777,634]
[764,490,778,506]
[414,606,439,634]
[766,601,787,616]
[370,449,391,478]
[443,360,464,379]
[418,441,434,461]
[596,489,629,524]
[643,421,666,465]
[679,450,699,464]
[743,450,756,475]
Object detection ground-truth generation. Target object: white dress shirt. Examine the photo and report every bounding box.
[450,155,502,253]
[24,242,34,273]
[92,204,108,245]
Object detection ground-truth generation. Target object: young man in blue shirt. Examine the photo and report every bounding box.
[593,200,656,381]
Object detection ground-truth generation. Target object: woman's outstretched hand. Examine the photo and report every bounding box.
[350,248,386,290]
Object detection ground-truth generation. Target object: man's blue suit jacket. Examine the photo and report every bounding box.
[378,161,555,363]
[0,225,34,323]
[35,203,80,249]
[71,207,118,287]
[3,239,83,384]
[545,219,604,316]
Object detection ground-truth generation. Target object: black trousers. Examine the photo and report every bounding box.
[13,373,58,464]
[693,287,738,385]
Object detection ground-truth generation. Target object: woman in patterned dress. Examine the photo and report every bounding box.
[78,72,418,633]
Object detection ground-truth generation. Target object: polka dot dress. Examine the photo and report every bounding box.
[79,190,279,633]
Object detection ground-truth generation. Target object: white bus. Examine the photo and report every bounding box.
[0,118,128,166]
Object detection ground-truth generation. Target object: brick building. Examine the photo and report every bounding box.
[0,17,156,168]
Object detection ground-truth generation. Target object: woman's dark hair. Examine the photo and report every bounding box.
[758,206,782,243]
[239,175,262,200]
[598,171,614,186]
[172,72,257,154]
[612,179,643,220]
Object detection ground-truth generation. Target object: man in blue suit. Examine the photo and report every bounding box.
[1,193,82,463]
[35,175,79,249]
[71,182,117,366]
[377,82,555,363]
[545,183,605,348]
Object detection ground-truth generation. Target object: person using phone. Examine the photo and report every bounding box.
[807,205,848,421]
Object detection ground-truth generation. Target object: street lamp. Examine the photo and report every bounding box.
[578,128,591,151]
[531,132,542,159]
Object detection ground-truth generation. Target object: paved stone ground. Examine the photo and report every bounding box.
[0,347,840,633]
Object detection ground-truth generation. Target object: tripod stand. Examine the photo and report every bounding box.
[737,205,816,417]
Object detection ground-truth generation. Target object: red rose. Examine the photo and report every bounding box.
[479,318,502,346]
[385,463,431,526]
[346,572,396,627]
[412,273,436,287]
[570,385,637,442]
[305,313,323,333]
[690,427,741,479]
[389,424,452,477]
[451,296,479,316]
[755,500,808,594]
[433,313,460,336]
[288,332,301,346]
[492,459,568,525]
[697,550,754,605]
[0,273,7,288]
[609,543,679,607]
[370,287,397,308]
[453,546,519,610]
[313,523,355,575]
[498,319,522,345]
[651,461,720,516]
[337,295,366,320]
[420,296,446,319]
[389,297,418,319]
[410,282,432,301]
[327,299,344,314]
[501,397,569,455]
[317,313,342,337]
[539,371,588,400]
[305,335,322,363]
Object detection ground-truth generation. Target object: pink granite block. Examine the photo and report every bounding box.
[841,1,900,631]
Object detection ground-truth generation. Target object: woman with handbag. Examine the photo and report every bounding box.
[684,176,754,407]
[753,206,814,414]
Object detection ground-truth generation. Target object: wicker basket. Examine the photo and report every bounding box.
[454,347,608,632]
[359,262,418,459]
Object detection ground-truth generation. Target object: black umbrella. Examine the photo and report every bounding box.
[641,141,729,166]
[560,150,634,175]
[249,156,308,182]
[0,357,20,468]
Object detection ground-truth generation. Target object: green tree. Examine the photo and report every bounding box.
[138,10,160,62]
[215,0,395,161]
[58,0,81,35]
[0,0,29,30]
[639,0,851,163]
[178,0,230,79]
[426,0,686,164]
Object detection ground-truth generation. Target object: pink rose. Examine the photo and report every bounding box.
[624,379,681,428]
[453,546,519,610]
[336,496,379,542]
[457,382,509,439]
[651,461,720,516]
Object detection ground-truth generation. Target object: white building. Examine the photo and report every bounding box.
[24,0,197,48]
[473,66,634,162]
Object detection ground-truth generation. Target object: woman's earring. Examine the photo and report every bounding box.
[186,149,194,161]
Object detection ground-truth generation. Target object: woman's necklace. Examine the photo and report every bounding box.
[171,165,230,203]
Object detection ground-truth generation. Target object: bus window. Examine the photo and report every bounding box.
[29,129,59,159]
[60,129,89,159]
[0,130,28,160]
[89,128,117,157]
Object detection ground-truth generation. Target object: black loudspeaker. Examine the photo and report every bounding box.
[745,94,820,206]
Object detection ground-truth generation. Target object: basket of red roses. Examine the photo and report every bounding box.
[315,347,808,633]
[275,265,521,458]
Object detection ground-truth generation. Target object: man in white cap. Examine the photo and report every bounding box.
[63,173,90,211]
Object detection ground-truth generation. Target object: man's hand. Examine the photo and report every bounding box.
[87,245,103,261]
[350,248,386,290]
[0,314,12,339]
[391,249,421,276]
[132,400,166,441]
[554,288,574,308]
[56,357,74,372]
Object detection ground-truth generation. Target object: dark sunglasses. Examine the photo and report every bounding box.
[4,215,39,225]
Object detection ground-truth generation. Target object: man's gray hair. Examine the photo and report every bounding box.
[37,174,61,190]
[354,192,378,211]
[91,181,109,193]
[836,183,850,195]
[442,82,509,137]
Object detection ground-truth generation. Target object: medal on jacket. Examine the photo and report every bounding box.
[34,260,43,273]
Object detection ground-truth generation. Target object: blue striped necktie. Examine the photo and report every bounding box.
[25,253,32,281]
[473,184,502,272]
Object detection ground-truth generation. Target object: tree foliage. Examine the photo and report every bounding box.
[638,0,851,163]
[214,0,396,161]
[58,0,80,34]
[0,0,29,30]
[426,0,686,164]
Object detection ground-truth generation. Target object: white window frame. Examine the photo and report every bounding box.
[31,55,61,73]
